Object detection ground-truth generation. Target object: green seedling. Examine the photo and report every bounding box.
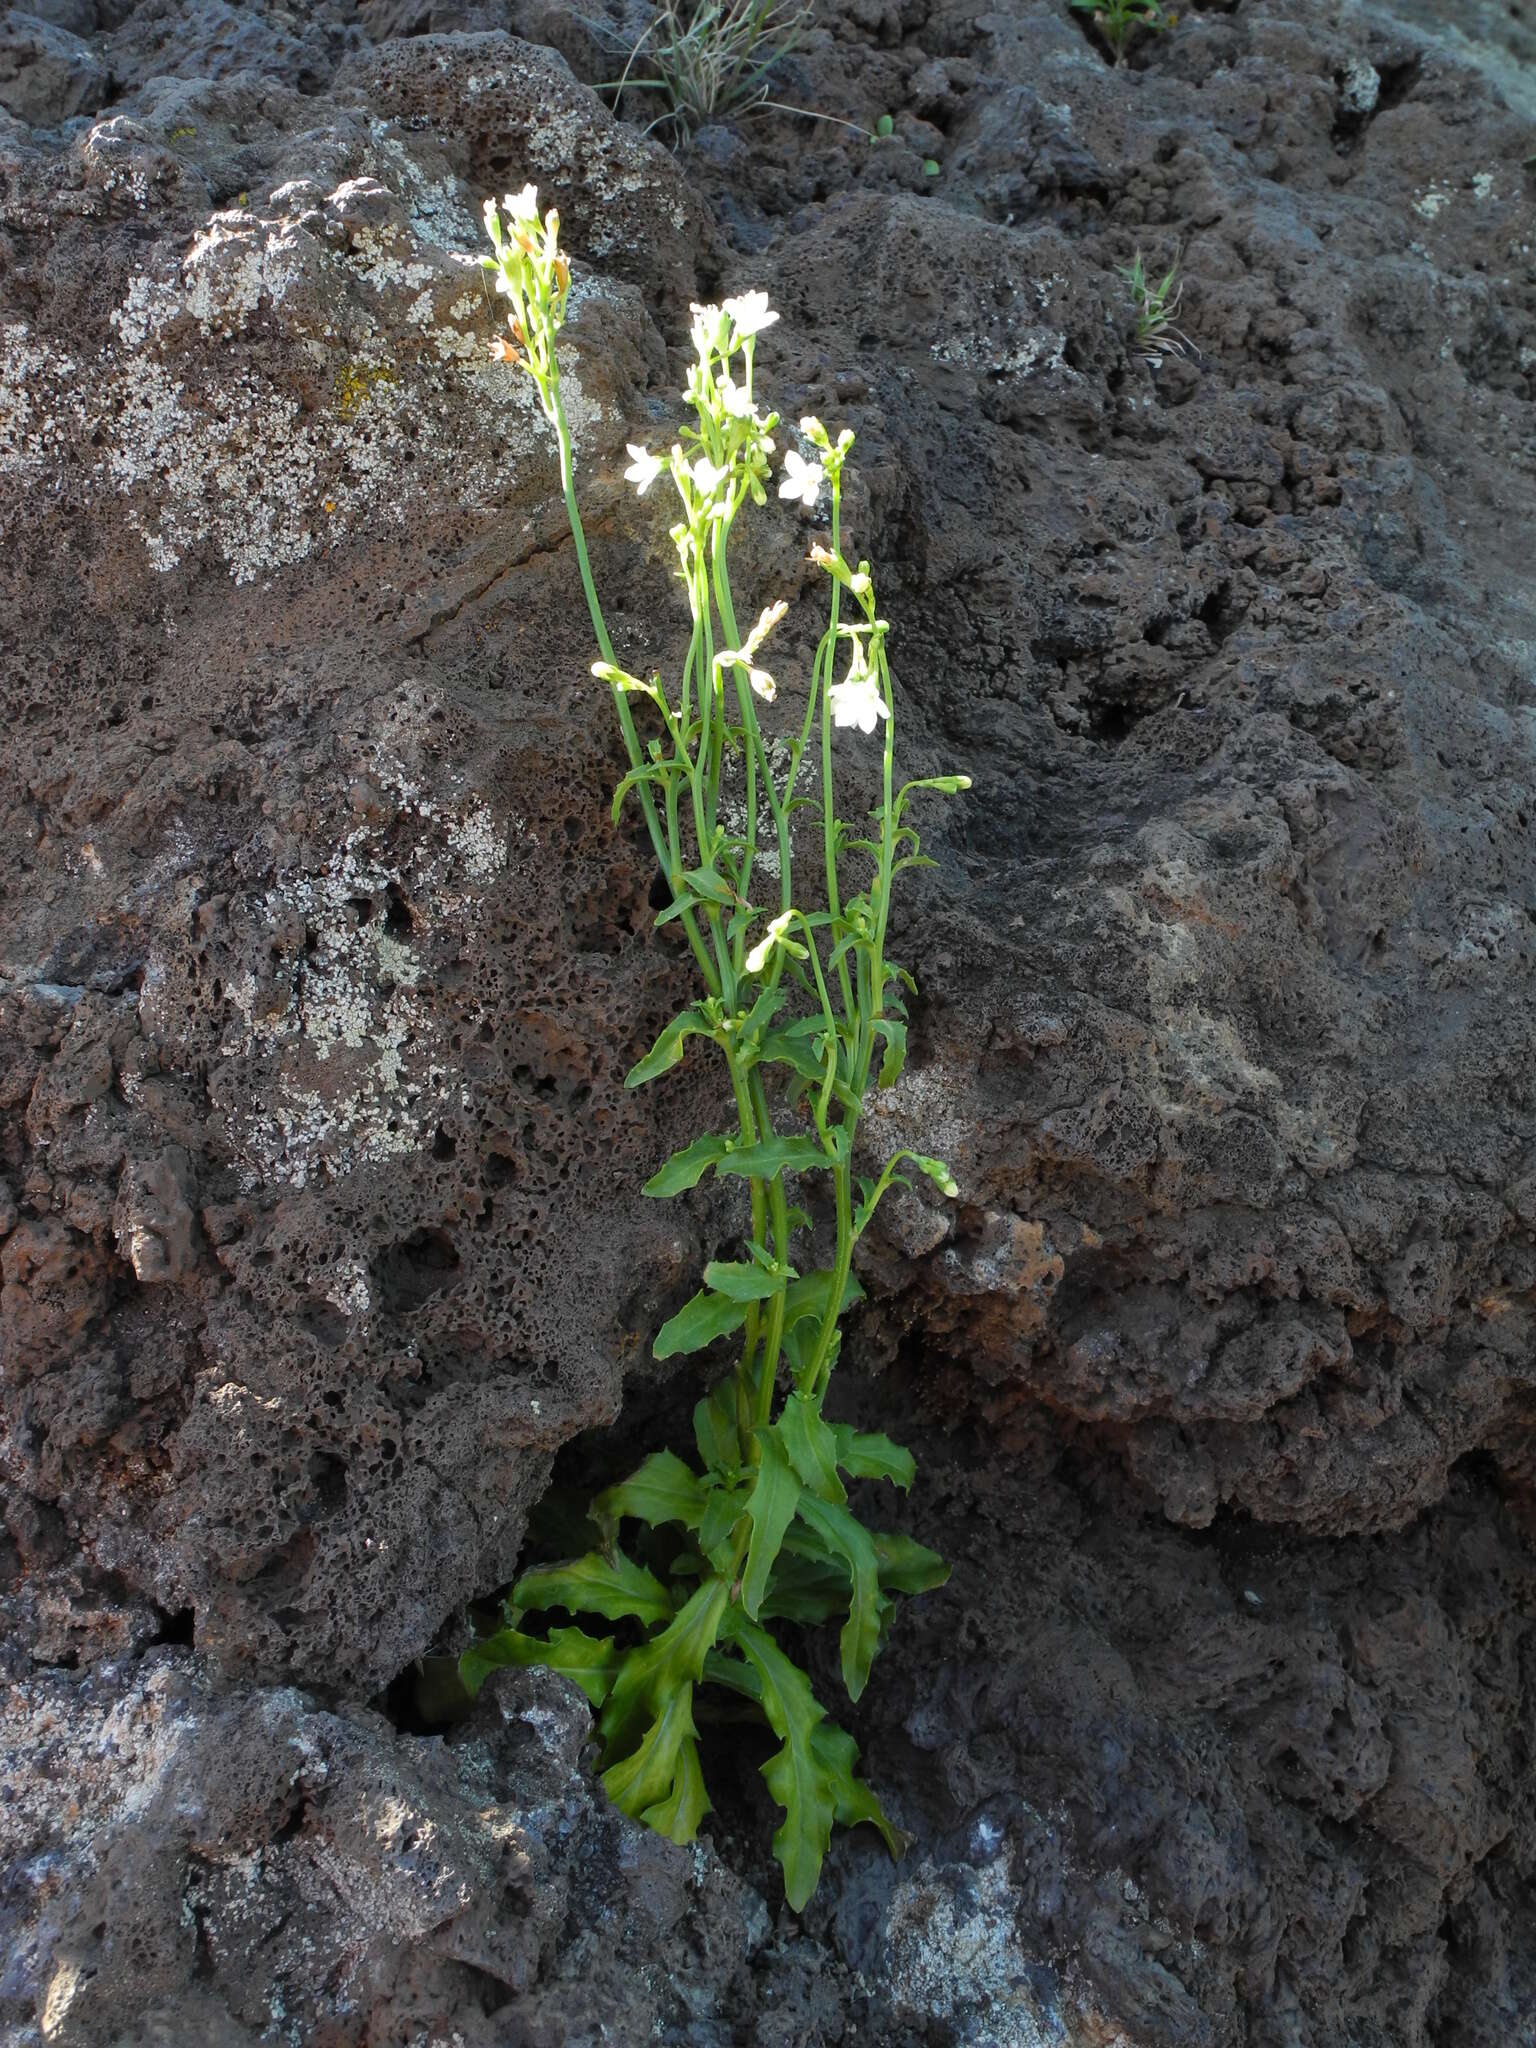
[1121,249,1199,368]
[600,0,881,143]
[603,0,808,134]
[468,188,968,1909]
[1070,0,1173,67]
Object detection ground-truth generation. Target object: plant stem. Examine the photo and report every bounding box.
[546,376,722,998]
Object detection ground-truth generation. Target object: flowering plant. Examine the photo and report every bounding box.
[462,185,968,1907]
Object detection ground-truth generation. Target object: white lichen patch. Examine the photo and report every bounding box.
[880,1849,1058,2044]
[213,770,508,1191]
[1337,57,1381,117]
[932,328,1071,378]
[2,129,626,583]
[1413,184,1455,221]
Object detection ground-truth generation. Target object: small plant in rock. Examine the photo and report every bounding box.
[1070,0,1173,67]
[1121,249,1199,368]
[603,0,811,135]
[463,184,968,1908]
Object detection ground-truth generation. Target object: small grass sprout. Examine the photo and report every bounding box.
[1070,0,1174,67]
[468,190,969,1909]
[604,0,806,135]
[601,0,886,144]
[1121,249,1199,369]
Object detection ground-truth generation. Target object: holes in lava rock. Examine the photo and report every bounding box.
[1199,579,1243,645]
[152,1606,196,1648]
[298,1295,351,1349]
[371,1227,462,1315]
[384,884,415,938]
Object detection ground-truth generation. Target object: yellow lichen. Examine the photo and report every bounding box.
[333,360,396,422]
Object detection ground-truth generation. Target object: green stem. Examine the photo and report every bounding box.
[727,1055,769,1461]
[820,491,855,1025]
[747,1070,791,1437]
[546,375,720,998]
[796,1151,854,1400]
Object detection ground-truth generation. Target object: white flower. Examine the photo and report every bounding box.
[690,302,724,357]
[719,376,755,420]
[691,454,729,498]
[827,655,888,735]
[503,183,540,224]
[745,911,795,976]
[723,290,779,340]
[624,443,665,495]
[715,600,786,703]
[778,448,823,509]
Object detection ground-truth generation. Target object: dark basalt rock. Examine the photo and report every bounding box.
[2,0,1535,2041]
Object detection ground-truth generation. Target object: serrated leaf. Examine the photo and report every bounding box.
[643,1133,732,1196]
[460,1624,620,1708]
[599,1577,730,1757]
[757,1027,832,1090]
[742,1430,802,1620]
[602,1680,710,1843]
[698,1482,747,1565]
[515,1550,673,1628]
[831,1426,916,1491]
[775,1392,846,1504]
[793,1493,885,1703]
[640,1727,711,1843]
[703,1647,762,1702]
[611,762,676,827]
[715,1135,831,1182]
[654,1286,750,1361]
[681,863,738,905]
[758,1551,848,1627]
[694,1377,741,1471]
[783,1267,866,1333]
[735,983,787,1041]
[652,892,701,929]
[703,1259,791,1304]
[625,1005,715,1088]
[725,1615,837,1911]
[872,1530,951,1595]
[875,1016,907,1089]
[592,1449,708,1545]
[811,1719,910,1860]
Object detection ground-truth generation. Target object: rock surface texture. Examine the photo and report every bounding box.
[2,1,1534,2043]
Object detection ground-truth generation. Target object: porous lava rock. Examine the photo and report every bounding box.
[3,0,1536,2043]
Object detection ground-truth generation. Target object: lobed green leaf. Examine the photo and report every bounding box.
[702,1258,791,1304]
[793,1492,886,1703]
[872,1530,951,1595]
[724,1615,837,1911]
[602,1680,709,1843]
[693,1377,741,1472]
[643,1133,733,1197]
[874,1016,907,1089]
[592,1448,708,1544]
[714,1135,832,1183]
[775,1392,846,1505]
[812,1719,910,1861]
[460,1623,621,1709]
[599,1577,730,1758]
[654,1286,750,1360]
[626,1005,716,1088]
[742,1430,802,1620]
[831,1426,916,1491]
[514,1550,673,1628]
